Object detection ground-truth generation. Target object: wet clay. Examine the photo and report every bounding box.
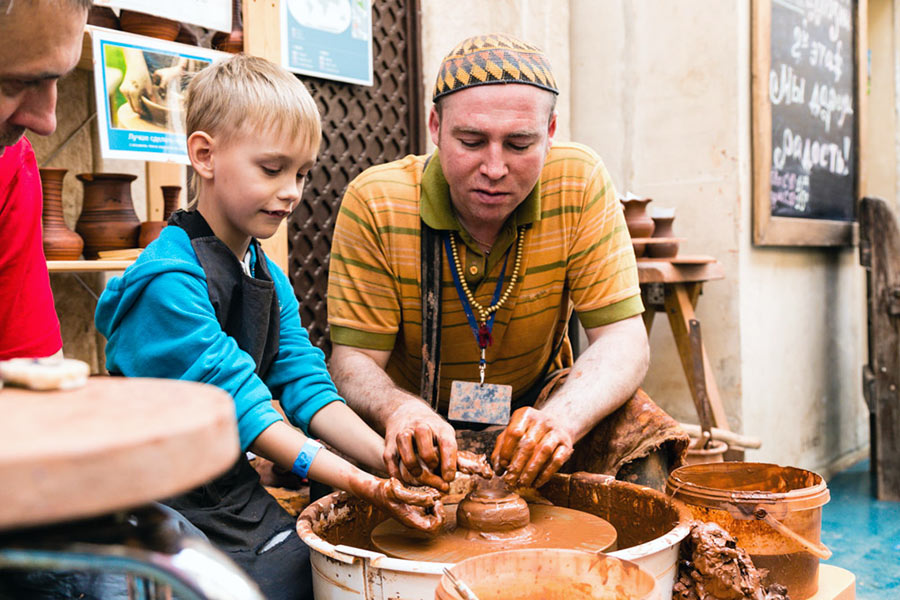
[673,522,789,600]
[456,489,530,532]
[370,494,617,563]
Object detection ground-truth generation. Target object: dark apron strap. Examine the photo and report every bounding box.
[420,220,443,412]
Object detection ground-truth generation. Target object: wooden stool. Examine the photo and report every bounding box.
[0,377,264,600]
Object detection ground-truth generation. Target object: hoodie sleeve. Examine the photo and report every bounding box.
[264,261,344,433]
[98,268,283,451]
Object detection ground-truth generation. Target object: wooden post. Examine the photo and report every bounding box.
[859,197,900,501]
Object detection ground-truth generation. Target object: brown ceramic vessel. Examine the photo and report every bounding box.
[621,197,655,239]
[138,221,167,248]
[119,10,181,41]
[213,0,244,53]
[87,6,120,30]
[39,168,84,261]
[76,173,141,259]
[456,489,531,533]
[161,185,182,221]
[647,215,679,258]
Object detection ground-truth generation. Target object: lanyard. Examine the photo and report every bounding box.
[443,234,509,384]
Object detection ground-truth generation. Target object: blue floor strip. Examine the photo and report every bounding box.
[821,459,900,600]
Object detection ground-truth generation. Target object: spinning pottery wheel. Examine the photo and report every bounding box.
[371,485,617,564]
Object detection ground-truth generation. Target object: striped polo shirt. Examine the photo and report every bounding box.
[327,142,643,411]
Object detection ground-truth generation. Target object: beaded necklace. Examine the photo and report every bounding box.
[446,226,525,383]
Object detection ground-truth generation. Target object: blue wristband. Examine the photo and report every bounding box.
[291,439,323,479]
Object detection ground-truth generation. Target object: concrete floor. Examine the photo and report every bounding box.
[821,459,900,600]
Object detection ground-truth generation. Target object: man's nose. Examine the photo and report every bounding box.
[480,144,508,180]
[10,83,58,137]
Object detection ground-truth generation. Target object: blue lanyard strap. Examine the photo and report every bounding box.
[443,233,509,352]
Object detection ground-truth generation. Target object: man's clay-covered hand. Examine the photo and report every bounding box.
[351,476,444,534]
[456,450,494,479]
[383,402,458,492]
[491,406,574,489]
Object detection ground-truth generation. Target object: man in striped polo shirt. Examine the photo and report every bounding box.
[327,34,687,492]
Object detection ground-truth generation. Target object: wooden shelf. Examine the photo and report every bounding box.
[48,259,134,273]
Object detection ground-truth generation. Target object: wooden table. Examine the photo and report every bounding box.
[0,377,239,530]
[637,256,734,444]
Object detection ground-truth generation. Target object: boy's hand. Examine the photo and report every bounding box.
[351,476,444,534]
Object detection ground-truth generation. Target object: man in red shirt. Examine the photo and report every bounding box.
[0,0,90,359]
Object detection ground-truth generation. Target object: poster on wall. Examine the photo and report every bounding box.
[90,28,224,164]
[281,0,374,86]
[93,0,231,33]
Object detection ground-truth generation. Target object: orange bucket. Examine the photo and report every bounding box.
[435,548,656,600]
[666,462,830,600]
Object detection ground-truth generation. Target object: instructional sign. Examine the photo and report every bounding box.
[281,0,373,86]
[93,0,232,33]
[91,29,223,163]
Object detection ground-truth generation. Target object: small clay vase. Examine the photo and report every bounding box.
[620,197,655,239]
[76,173,141,259]
[213,0,244,53]
[39,168,84,260]
[647,215,679,258]
[138,221,166,247]
[119,10,181,41]
[161,185,182,221]
[87,6,120,30]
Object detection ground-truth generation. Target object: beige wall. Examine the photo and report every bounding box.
[421,0,871,474]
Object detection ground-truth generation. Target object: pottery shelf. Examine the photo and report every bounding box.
[47,260,134,273]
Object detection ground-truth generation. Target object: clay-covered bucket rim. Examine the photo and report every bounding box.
[666,461,829,511]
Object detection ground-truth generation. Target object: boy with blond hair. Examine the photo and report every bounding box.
[95,54,444,599]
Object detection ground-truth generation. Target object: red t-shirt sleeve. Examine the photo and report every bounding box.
[0,138,62,359]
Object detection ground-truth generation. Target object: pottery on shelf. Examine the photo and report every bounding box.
[39,168,84,261]
[161,185,182,221]
[76,173,141,259]
[175,24,199,46]
[213,0,244,53]
[119,10,181,41]
[647,213,679,258]
[87,6,120,30]
[138,221,167,248]
[621,197,655,239]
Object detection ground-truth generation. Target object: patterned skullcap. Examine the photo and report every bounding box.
[432,33,559,101]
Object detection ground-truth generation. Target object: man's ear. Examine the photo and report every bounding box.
[428,106,441,147]
[546,111,558,146]
[187,131,215,181]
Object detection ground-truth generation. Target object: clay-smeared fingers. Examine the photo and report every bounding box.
[395,429,422,477]
[456,450,494,479]
[502,419,551,482]
[414,426,440,471]
[514,432,558,487]
[491,407,532,471]
[382,478,444,534]
[436,430,458,482]
[533,444,573,489]
[388,478,440,506]
[399,459,449,492]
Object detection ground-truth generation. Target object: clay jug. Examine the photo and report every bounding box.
[87,6,120,29]
[76,173,141,259]
[213,0,244,53]
[39,168,84,260]
[621,197,655,238]
[647,215,679,258]
[119,10,181,41]
[161,185,182,221]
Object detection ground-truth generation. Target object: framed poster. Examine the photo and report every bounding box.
[90,28,224,163]
[93,0,232,33]
[751,0,866,246]
[281,0,374,86]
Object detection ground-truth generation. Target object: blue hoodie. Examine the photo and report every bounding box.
[95,225,343,450]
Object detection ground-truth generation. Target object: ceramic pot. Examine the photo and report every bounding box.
[76,173,140,259]
[138,221,167,247]
[39,168,84,261]
[647,215,679,258]
[119,10,181,41]
[161,185,182,221]
[87,6,120,29]
[213,0,244,53]
[621,197,655,238]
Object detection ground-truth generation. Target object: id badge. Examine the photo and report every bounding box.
[448,380,512,425]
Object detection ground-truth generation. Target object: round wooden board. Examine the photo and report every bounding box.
[0,377,239,531]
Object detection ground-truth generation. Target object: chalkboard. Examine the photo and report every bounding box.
[752,0,861,246]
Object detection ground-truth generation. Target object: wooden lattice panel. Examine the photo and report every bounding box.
[288,0,424,354]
